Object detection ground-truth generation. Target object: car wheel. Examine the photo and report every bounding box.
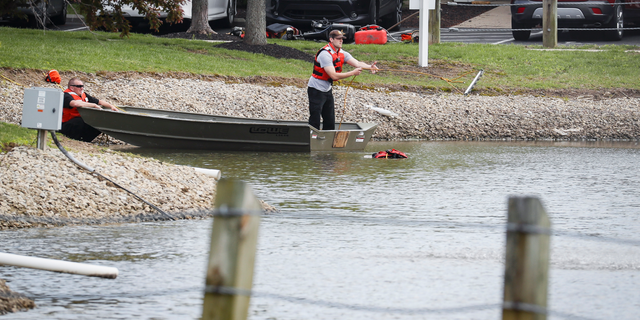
[603,2,623,41]
[382,0,402,30]
[51,2,67,26]
[511,19,531,41]
[220,0,236,28]
[369,0,378,26]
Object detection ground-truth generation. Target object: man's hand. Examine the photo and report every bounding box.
[370,61,379,74]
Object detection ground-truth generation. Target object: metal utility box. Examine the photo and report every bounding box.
[21,87,64,131]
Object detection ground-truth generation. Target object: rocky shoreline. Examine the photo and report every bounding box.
[3,70,640,141]
[1,69,639,314]
[2,71,640,229]
[2,71,640,220]
[3,71,639,222]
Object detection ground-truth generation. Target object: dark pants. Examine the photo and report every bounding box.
[60,117,102,142]
[308,87,335,131]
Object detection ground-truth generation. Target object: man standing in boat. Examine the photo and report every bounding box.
[308,30,378,130]
[60,77,119,142]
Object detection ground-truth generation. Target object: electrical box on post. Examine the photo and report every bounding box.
[21,87,64,131]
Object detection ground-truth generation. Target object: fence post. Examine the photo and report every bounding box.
[542,0,558,48]
[202,179,263,320]
[502,196,551,320]
[428,0,441,44]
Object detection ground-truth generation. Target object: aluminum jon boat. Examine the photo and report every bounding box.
[78,106,378,152]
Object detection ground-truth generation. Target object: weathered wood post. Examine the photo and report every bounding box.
[502,196,551,320]
[428,0,441,44]
[542,0,558,48]
[202,178,263,320]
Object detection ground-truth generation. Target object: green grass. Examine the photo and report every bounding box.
[1,26,639,92]
[0,122,37,151]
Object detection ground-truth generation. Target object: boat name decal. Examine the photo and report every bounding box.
[250,127,289,135]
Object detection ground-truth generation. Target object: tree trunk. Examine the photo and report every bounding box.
[244,0,267,45]
[187,0,216,34]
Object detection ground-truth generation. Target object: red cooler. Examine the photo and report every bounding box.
[354,25,387,45]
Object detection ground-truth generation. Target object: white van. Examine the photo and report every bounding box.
[119,0,236,29]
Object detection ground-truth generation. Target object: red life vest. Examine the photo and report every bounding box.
[312,43,345,84]
[63,88,88,123]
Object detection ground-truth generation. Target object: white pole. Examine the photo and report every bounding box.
[0,252,119,279]
[419,0,430,67]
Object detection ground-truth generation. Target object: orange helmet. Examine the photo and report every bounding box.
[45,70,61,84]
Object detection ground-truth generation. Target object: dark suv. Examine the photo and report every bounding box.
[510,0,640,41]
[266,0,403,31]
[1,0,67,28]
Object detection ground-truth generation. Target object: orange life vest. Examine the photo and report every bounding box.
[63,88,88,123]
[312,43,345,84]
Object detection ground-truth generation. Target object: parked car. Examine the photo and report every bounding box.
[118,0,236,30]
[510,0,640,41]
[266,0,403,31]
[1,0,67,28]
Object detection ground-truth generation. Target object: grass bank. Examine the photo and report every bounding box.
[0,122,37,152]
[1,27,639,92]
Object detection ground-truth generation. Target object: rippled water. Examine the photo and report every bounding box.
[2,141,639,319]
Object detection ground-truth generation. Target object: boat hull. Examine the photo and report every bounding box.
[78,106,377,152]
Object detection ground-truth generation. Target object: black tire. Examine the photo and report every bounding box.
[511,19,531,41]
[603,3,623,41]
[220,0,236,28]
[382,0,402,30]
[51,2,67,26]
[369,0,378,26]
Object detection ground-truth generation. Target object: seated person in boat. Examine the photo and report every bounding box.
[60,77,119,142]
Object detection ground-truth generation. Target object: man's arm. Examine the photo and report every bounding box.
[323,65,362,81]
[317,50,362,81]
[69,99,101,110]
[347,58,378,74]
[69,94,118,111]
[97,99,119,111]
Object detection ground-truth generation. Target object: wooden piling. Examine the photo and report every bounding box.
[428,0,441,44]
[202,179,263,320]
[542,0,558,48]
[502,197,551,320]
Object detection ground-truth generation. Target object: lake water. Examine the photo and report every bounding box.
[1,141,639,320]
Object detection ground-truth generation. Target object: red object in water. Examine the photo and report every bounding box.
[355,28,387,45]
[372,149,408,159]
